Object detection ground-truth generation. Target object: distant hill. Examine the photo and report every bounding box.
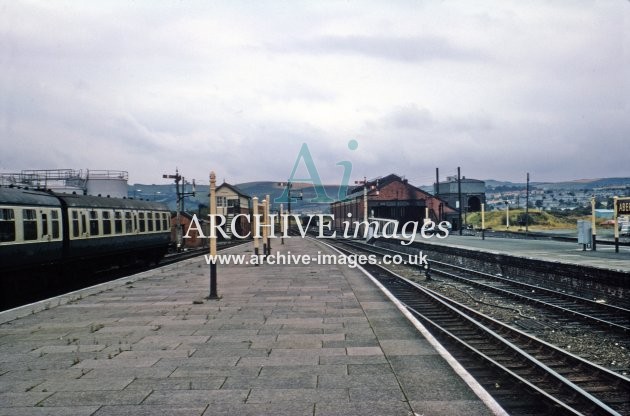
[483,178,630,191]
[236,181,343,214]
[128,181,344,213]
[129,177,630,211]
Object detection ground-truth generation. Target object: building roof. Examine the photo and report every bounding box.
[216,182,251,200]
[345,173,431,200]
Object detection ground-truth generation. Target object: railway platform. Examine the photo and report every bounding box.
[414,233,630,273]
[0,237,503,416]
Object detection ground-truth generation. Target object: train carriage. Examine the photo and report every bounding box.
[1,187,171,308]
[57,193,171,266]
[0,187,64,271]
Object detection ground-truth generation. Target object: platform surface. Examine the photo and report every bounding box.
[410,233,630,273]
[0,237,497,416]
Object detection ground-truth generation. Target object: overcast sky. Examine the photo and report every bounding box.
[1,1,628,186]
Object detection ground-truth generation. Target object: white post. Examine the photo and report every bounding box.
[481,203,485,240]
[506,202,510,229]
[253,197,260,262]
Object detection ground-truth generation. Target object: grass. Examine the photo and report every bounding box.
[466,209,589,231]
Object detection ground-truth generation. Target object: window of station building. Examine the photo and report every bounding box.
[23,209,38,241]
[139,212,146,232]
[51,210,60,239]
[227,199,238,207]
[0,208,16,242]
[147,212,154,232]
[217,196,227,207]
[89,210,99,236]
[162,213,168,230]
[71,210,80,237]
[102,211,112,235]
[124,211,132,233]
[114,211,123,234]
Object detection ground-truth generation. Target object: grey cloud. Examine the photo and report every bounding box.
[271,35,485,62]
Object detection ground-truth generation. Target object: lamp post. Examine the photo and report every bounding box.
[208,171,218,299]
[261,199,268,257]
[265,194,271,255]
[253,197,260,263]
[280,203,284,245]
[614,196,619,253]
[591,197,597,251]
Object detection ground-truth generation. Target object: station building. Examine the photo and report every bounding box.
[330,174,456,232]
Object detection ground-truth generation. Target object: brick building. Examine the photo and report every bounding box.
[171,211,208,249]
[330,174,456,231]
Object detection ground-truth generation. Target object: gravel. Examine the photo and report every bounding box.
[386,263,630,376]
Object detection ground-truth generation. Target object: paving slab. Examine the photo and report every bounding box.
[0,237,501,415]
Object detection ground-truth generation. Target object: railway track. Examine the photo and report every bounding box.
[343,239,630,333]
[324,239,630,415]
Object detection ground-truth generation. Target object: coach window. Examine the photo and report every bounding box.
[155,212,161,231]
[125,211,132,233]
[147,212,154,232]
[23,209,38,240]
[0,208,15,242]
[114,211,123,234]
[41,212,48,238]
[139,212,146,232]
[80,211,87,237]
[51,210,60,239]
[71,210,80,237]
[102,211,112,235]
[89,210,99,236]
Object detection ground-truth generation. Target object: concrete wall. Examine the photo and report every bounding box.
[375,238,629,307]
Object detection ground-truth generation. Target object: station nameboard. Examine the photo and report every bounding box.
[618,198,630,215]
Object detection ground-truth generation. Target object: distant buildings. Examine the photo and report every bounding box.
[330,174,457,231]
[0,169,129,198]
[435,176,486,213]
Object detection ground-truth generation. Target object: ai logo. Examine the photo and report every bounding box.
[274,140,358,204]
